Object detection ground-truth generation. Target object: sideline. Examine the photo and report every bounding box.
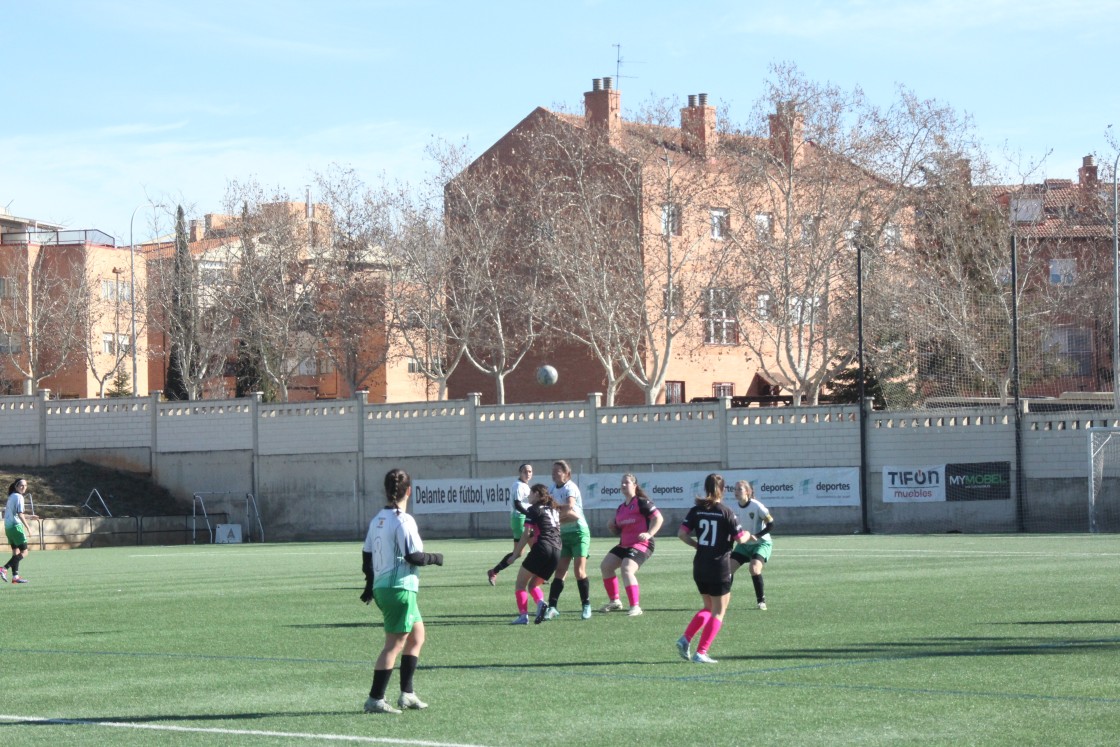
[0,714,496,746]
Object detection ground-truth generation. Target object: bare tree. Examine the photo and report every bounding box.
[146,204,238,400]
[224,182,323,402]
[312,165,395,397]
[441,137,553,404]
[0,242,89,394]
[723,64,976,405]
[81,265,132,397]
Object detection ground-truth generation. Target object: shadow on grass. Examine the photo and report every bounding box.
[0,711,358,727]
[714,633,1120,664]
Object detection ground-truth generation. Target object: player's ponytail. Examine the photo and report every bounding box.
[384,468,412,507]
[697,473,724,510]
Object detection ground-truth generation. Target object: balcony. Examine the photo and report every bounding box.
[1,229,116,247]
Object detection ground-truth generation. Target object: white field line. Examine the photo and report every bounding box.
[0,714,496,747]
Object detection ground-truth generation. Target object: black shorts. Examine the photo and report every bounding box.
[608,544,652,566]
[522,543,560,581]
[693,559,733,596]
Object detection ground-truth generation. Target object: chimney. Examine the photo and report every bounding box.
[189,219,201,243]
[1078,155,1098,187]
[584,76,621,145]
[680,92,717,157]
[768,101,805,164]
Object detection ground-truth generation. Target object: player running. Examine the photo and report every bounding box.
[599,473,662,617]
[506,484,563,624]
[730,480,774,610]
[487,463,534,586]
[676,473,747,664]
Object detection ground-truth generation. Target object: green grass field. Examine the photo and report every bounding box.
[1,535,1118,746]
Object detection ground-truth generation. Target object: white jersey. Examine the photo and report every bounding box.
[363,507,424,592]
[511,479,531,516]
[5,492,23,528]
[736,498,773,543]
[550,479,586,530]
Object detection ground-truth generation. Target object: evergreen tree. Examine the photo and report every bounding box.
[106,368,132,398]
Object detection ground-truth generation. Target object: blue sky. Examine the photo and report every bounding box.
[3,0,1117,243]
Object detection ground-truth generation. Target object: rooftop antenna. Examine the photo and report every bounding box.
[612,43,642,86]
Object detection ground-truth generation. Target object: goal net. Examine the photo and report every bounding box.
[1088,428,1120,533]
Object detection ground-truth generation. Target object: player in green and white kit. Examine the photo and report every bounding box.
[544,460,593,620]
[3,478,38,584]
[360,468,444,715]
[487,464,533,585]
[729,480,774,610]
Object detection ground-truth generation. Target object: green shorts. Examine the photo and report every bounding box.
[5,524,28,549]
[373,587,422,634]
[510,512,527,541]
[559,523,591,559]
[732,539,772,564]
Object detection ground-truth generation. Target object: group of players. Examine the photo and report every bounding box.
[358,462,774,714]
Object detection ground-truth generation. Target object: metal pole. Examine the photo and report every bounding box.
[1112,152,1119,411]
[129,205,140,396]
[1010,234,1024,531]
[856,235,870,534]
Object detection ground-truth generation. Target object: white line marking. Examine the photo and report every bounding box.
[0,714,496,747]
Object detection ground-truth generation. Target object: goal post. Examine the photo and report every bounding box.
[1088,427,1120,533]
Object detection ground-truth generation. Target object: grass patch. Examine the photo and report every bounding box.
[1,534,1118,745]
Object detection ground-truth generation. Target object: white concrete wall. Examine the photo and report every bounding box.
[2,391,1114,540]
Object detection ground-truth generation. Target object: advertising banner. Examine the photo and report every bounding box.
[883,462,1011,503]
[413,467,860,515]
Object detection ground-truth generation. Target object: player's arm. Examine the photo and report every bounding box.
[756,513,774,539]
[513,492,530,516]
[677,523,699,549]
[360,550,374,604]
[638,500,663,541]
[404,550,444,566]
[511,522,534,559]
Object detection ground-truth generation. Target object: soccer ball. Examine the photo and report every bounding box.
[536,365,559,386]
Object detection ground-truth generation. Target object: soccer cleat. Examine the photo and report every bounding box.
[543,606,559,621]
[581,603,592,620]
[600,599,624,613]
[364,697,401,714]
[0,567,6,582]
[487,569,497,586]
[511,614,529,625]
[397,691,428,710]
[534,601,548,624]
[12,576,28,584]
[757,601,767,611]
[692,652,718,664]
[676,636,691,661]
[627,605,643,617]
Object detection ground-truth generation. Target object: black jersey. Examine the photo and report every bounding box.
[681,502,745,566]
[526,503,561,550]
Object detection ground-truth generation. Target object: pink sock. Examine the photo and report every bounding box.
[697,617,723,654]
[515,590,529,614]
[603,576,620,601]
[683,610,711,641]
[530,586,544,605]
[625,584,640,607]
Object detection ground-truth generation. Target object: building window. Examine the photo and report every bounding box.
[1049,258,1076,286]
[663,283,682,319]
[102,333,129,355]
[704,287,739,345]
[0,333,21,354]
[710,208,729,240]
[665,380,685,404]
[789,295,820,326]
[882,222,901,251]
[757,293,771,320]
[753,213,772,241]
[0,277,15,298]
[1044,326,1092,376]
[199,260,227,287]
[713,382,734,398]
[101,279,132,302]
[843,221,862,251]
[661,203,682,236]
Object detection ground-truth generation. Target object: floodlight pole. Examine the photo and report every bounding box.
[1112,151,1119,412]
[128,205,140,396]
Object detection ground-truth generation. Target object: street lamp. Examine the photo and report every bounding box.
[128,205,140,395]
[1112,151,1119,412]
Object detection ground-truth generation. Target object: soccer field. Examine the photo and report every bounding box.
[2,535,1118,746]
